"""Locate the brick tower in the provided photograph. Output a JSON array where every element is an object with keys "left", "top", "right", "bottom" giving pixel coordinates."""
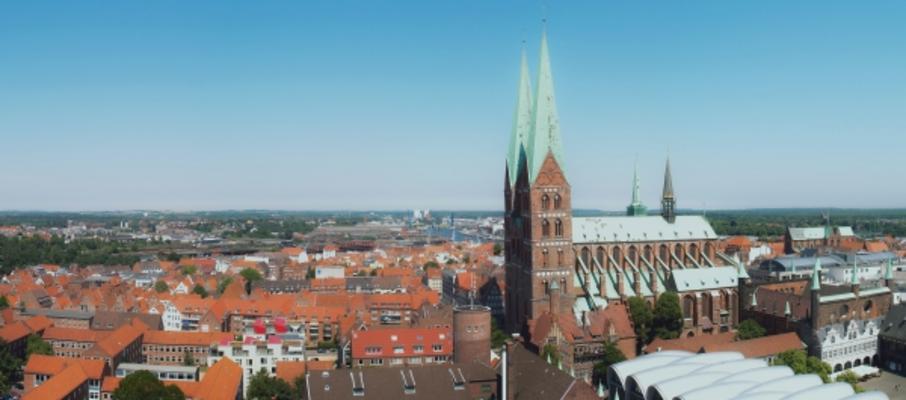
[{"left": 505, "top": 31, "right": 574, "bottom": 334}]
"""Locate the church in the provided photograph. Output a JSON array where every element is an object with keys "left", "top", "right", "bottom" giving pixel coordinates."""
[{"left": 503, "top": 31, "right": 743, "bottom": 382}]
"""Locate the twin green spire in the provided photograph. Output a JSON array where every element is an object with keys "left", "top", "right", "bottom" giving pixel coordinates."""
[
  {"left": 506, "top": 49, "right": 534, "bottom": 187},
  {"left": 626, "top": 159, "right": 647, "bottom": 216},
  {"left": 506, "top": 30, "right": 564, "bottom": 186}
]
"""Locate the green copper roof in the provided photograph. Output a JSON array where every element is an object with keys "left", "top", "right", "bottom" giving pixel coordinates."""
[
  {"left": 506, "top": 49, "right": 533, "bottom": 187},
  {"left": 736, "top": 255, "right": 750, "bottom": 279},
  {"left": 627, "top": 160, "right": 647, "bottom": 216},
  {"left": 886, "top": 259, "right": 894, "bottom": 280},
  {"left": 527, "top": 30, "right": 564, "bottom": 184},
  {"left": 811, "top": 258, "right": 822, "bottom": 291}
]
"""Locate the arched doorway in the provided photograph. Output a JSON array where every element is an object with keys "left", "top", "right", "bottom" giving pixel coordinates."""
[
  {"left": 854, "top": 359, "right": 862, "bottom": 367},
  {"left": 701, "top": 293, "right": 713, "bottom": 322},
  {"left": 834, "top": 364, "right": 843, "bottom": 373},
  {"left": 845, "top": 361, "right": 852, "bottom": 369},
  {"left": 683, "top": 295, "right": 697, "bottom": 323},
  {"left": 863, "top": 356, "right": 871, "bottom": 366}
]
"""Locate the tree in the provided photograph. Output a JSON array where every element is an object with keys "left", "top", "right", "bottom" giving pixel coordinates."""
[
  {"left": 247, "top": 369, "right": 294, "bottom": 400},
  {"left": 423, "top": 261, "right": 439, "bottom": 270},
  {"left": 541, "top": 343, "right": 560, "bottom": 365},
  {"left": 772, "top": 350, "right": 832, "bottom": 383},
  {"left": 835, "top": 370, "right": 865, "bottom": 393},
  {"left": 240, "top": 268, "right": 263, "bottom": 283},
  {"left": 26, "top": 334, "right": 53, "bottom": 357},
  {"left": 305, "top": 267, "right": 316, "bottom": 279},
  {"left": 292, "top": 374, "right": 307, "bottom": 398},
  {"left": 192, "top": 284, "right": 208, "bottom": 298},
  {"left": 182, "top": 350, "right": 195, "bottom": 366},
  {"left": 493, "top": 243, "right": 502, "bottom": 256},
  {"left": 181, "top": 265, "right": 197, "bottom": 276},
  {"left": 0, "top": 340, "right": 22, "bottom": 394},
  {"left": 490, "top": 319, "right": 508, "bottom": 349},
  {"left": 0, "top": 296, "right": 9, "bottom": 310},
  {"left": 111, "top": 370, "right": 185, "bottom": 400},
  {"left": 652, "top": 292, "right": 683, "bottom": 340},
  {"left": 736, "top": 319, "right": 766, "bottom": 341},
  {"left": 217, "top": 276, "right": 234, "bottom": 294},
  {"left": 154, "top": 280, "right": 169, "bottom": 293},
  {"left": 627, "top": 296, "right": 653, "bottom": 348},
  {"left": 592, "top": 341, "right": 627, "bottom": 385}
]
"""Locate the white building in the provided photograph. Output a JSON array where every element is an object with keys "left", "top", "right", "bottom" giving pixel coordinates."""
[
  {"left": 158, "top": 300, "right": 182, "bottom": 332},
  {"left": 315, "top": 265, "right": 345, "bottom": 279},
  {"left": 818, "top": 317, "right": 883, "bottom": 374},
  {"left": 208, "top": 336, "right": 306, "bottom": 397},
  {"left": 215, "top": 259, "right": 231, "bottom": 274}
]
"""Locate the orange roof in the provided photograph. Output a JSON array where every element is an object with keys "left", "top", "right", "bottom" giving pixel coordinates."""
[
  {"left": 93, "top": 324, "right": 142, "bottom": 357},
  {"left": 22, "top": 360, "right": 88, "bottom": 400},
  {"left": 275, "top": 361, "right": 306, "bottom": 383},
  {"left": 647, "top": 332, "right": 736, "bottom": 354},
  {"left": 43, "top": 326, "right": 107, "bottom": 343},
  {"left": 281, "top": 247, "right": 303, "bottom": 256},
  {"left": 306, "top": 360, "right": 335, "bottom": 371},
  {"left": 702, "top": 332, "right": 804, "bottom": 358},
  {"left": 194, "top": 357, "right": 242, "bottom": 400},
  {"left": 101, "top": 376, "right": 121, "bottom": 392},
  {"left": 24, "top": 354, "right": 68, "bottom": 376},
  {"left": 0, "top": 321, "right": 31, "bottom": 343},
  {"left": 865, "top": 241, "right": 889, "bottom": 253},
  {"left": 143, "top": 330, "right": 232, "bottom": 346},
  {"left": 350, "top": 326, "right": 452, "bottom": 359},
  {"left": 725, "top": 236, "right": 752, "bottom": 248}
]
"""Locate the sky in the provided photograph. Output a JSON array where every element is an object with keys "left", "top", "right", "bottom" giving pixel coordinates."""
[{"left": 1, "top": 1, "right": 904, "bottom": 211}]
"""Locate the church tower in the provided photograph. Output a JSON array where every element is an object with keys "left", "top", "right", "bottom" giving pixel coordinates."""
[
  {"left": 505, "top": 30, "right": 574, "bottom": 334},
  {"left": 661, "top": 157, "right": 676, "bottom": 223}
]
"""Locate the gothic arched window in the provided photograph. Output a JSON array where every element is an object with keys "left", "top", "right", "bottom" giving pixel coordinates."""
[
  {"left": 553, "top": 194, "right": 562, "bottom": 209},
  {"left": 542, "top": 219, "right": 550, "bottom": 238},
  {"left": 555, "top": 219, "right": 563, "bottom": 237},
  {"left": 542, "top": 249, "right": 549, "bottom": 267},
  {"left": 541, "top": 194, "right": 550, "bottom": 210},
  {"left": 557, "top": 248, "right": 564, "bottom": 266},
  {"left": 596, "top": 247, "right": 606, "bottom": 268}
]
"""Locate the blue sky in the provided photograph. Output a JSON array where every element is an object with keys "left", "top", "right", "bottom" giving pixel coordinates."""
[{"left": 1, "top": 1, "right": 904, "bottom": 211}]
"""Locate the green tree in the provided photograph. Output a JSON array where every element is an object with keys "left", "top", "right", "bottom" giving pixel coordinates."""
[
  {"left": 772, "top": 350, "right": 832, "bottom": 383},
  {"left": 192, "top": 284, "right": 208, "bottom": 298},
  {"left": 26, "top": 334, "right": 53, "bottom": 357},
  {"left": 182, "top": 350, "right": 195, "bottom": 366},
  {"left": 490, "top": 319, "right": 508, "bottom": 349},
  {"left": 217, "top": 276, "right": 234, "bottom": 294},
  {"left": 0, "top": 296, "right": 9, "bottom": 310},
  {"left": 493, "top": 243, "right": 502, "bottom": 256},
  {"left": 181, "top": 265, "right": 197, "bottom": 276},
  {"left": 423, "top": 261, "right": 439, "bottom": 270},
  {"left": 111, "top": 370, "right": 185, "bottom": 400},
  {"left": 652, "top": 292, "right": 683, "bottom": 340},
  {"left": 240, "top": 268, "right": 263, "bottom": 283},
  {"left": 292, "top": 374, "right": 307, "bottom": 398},
  {"left": 0, "top": 340, "right": 22, "bottom": 394},
  {"left": 835, "top": 370, "right": 865, "bottom": 393},
  {"left": 627, "top": 296, "right": 653, "bottom": 349},
  {"left": 735, "top": 319, "right": 766, "bottom": 341},
  {"left": 305, "top": 267, "right": 316, "bottom": 279},
  {"left": 592, "top": 341, "right": 627, "bottom": 386},
  {"left": 154, "top": 280, "right": 169, "bottom": 293},
  {"left": 540, "top": 343, "right": 561, "bottom": 365},
  {"left": 247, "top": 369, "right": 294, "bottom": 400}
]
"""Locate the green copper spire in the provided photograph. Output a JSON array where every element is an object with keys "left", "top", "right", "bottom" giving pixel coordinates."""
[
  {"left": 811, "top": 258, "right": 822, "bottom": 291},
  {"left": 507, "top": 48, "right": 533, "bottom": 187},
  {"left": 527, "top": 29, "right": 564, "bottom": 184},
  {"left": 546, "top": 352, "right": 552, "bottom": 364},
  {"left": 597, "top": 382, "right": 605, "bottom": 398},
  {"left": 626, "top": 158, "right": 647, "bottom": 216},
  {"left": 784, "top": 300, "right": 791, "bottom": 316},
  {"left": 736, "top": 254, "right": 750, "bottom": 280},
  {"left": 557, "top": 358, "right": 563, "bottom": 371},
  {"left": 886, "top": 258, "right": 894, "bottom": 280}
]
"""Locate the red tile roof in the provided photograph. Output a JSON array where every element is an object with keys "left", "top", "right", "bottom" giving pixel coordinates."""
[
  {"left": 350, "top": 326, "right": 452, "bottom": 359},
  {"left": 43, "top": 326, "right": 107, "bottom": 343},
  {"left": 702, "top": 332, "right": 804, "bottom": 358},
  {"left": 143, "top": 330, "right": 232, "bottom": 346},
  {"left": 193, "top": 357, "right": 242, "bottom": 400},
  {"left": 0, "top": 321, "right": 31, "bottom": 343},
  {"left": 22, "top": 361, "right": 88, "bottom": 400}
]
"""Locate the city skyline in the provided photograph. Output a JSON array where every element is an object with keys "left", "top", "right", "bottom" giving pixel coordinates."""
[{"left": 2, "top": 1, "right": 905, "bottom": 211}]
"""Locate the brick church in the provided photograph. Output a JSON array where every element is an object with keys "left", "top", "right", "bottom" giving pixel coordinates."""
[{"left": 503, "top": 31, "right": 743, "bottom": 382}]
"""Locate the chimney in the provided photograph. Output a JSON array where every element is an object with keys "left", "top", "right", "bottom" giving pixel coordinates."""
[{"left": 503, "top": 340, "right": 515, "bottom": 400}]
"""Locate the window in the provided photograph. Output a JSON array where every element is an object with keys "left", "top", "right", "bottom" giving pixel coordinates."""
[
  {"left": 553, "top": 194, "right": 562, "bottom": 209},
  {"left": 541, "top": 195, "right": 550, "bottom": 210},
  {"left": 542, "top": 250, "right": 549, "bottom": 267},
  {"left": 542, "top": 220, "right": 550, "bottom": 237},
  {"left": 413, "top": 345, "right": 424, "bottom": 353},
  {"left": 432, "top": 344, "right": 443, "bottom": 352},
  {"left": 554, "top": 219, "right": 563, "bottom": 237},
  {"left": 393, "top": 346, "right": 404, "bottom": 354}
]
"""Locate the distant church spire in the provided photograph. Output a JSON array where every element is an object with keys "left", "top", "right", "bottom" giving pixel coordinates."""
[
  {"left": 506, "top": 46, "right": 533, "bottom": 188},
  {"left": 661, "top": 157, "right": 676, "bottom": 223},
  {"left": 526, "top": 28, "right": 564, "bottom": 184},
  {"left": 626, "top": 158, "right": 647, "bottom": 216}
]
